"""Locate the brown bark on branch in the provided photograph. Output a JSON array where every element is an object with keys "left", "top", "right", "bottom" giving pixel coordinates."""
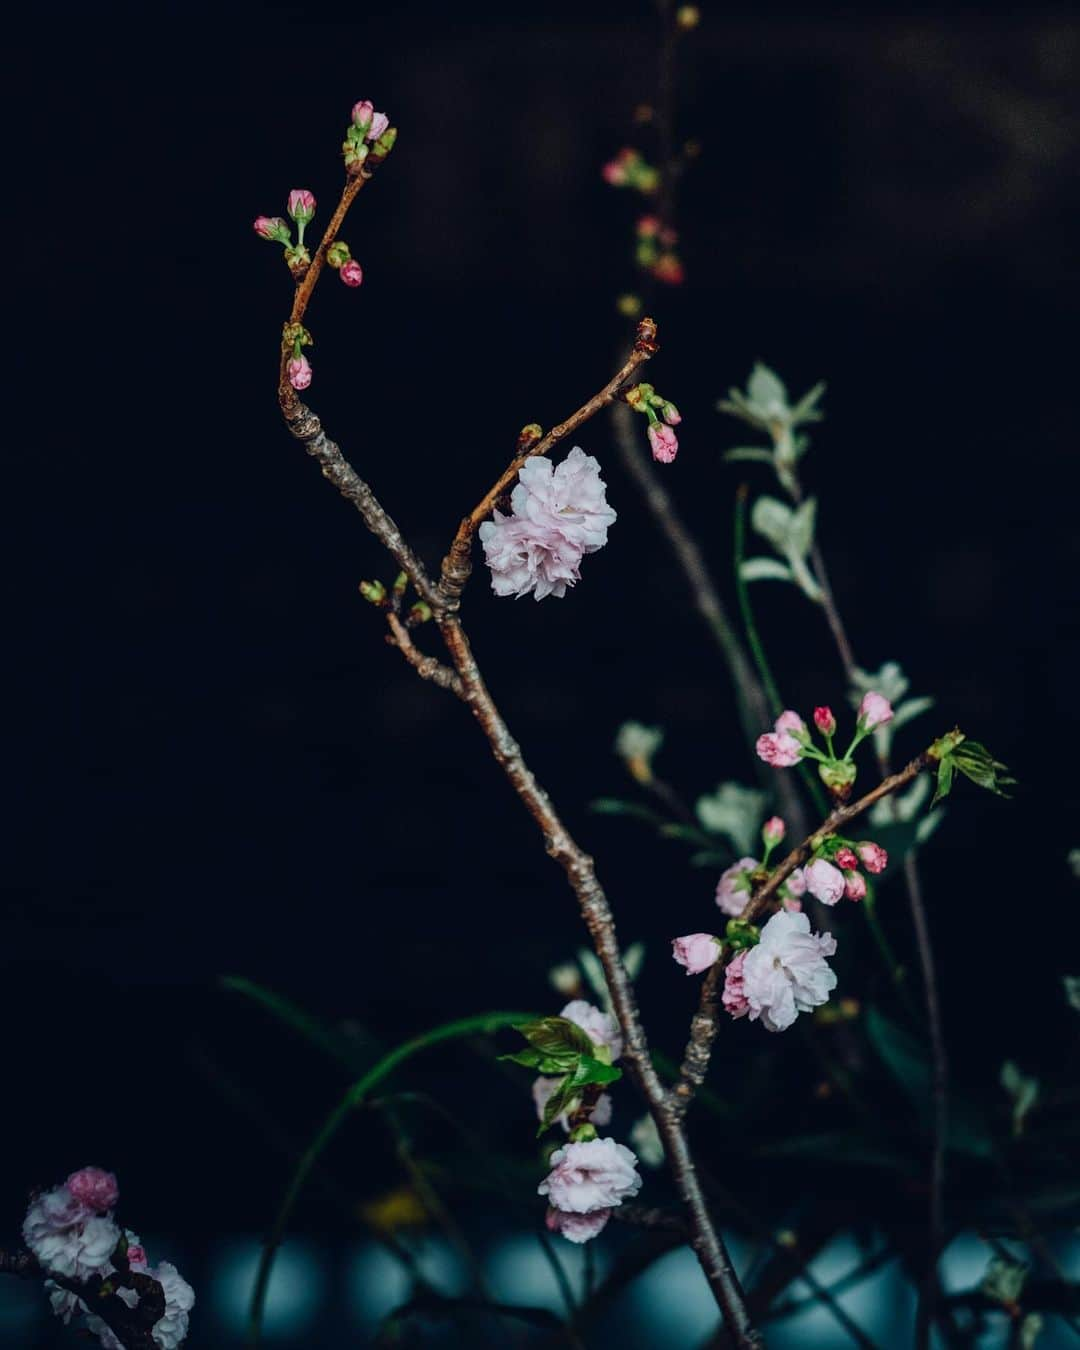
[{"left": 670, "top": 749, "right": 933, "bottom": 1118}]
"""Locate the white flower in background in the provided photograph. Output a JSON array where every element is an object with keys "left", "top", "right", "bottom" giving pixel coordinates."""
[
  {"left": 560, "top": 999, "right": 624, "bottom": 1062},
  {"left": 23, "top": 1187, "right": 119, "bottom": 1280},
  {"left": 148, "top": 1261, "right": 195, "bottom": 1350},
  {"left": 740, "top": 910, "right": 838, "bottom": 1032},
  {"left": 538, "top": 1137, "right": 642, "bottom": 1213},
  {"left": 695, "top": 781, "right": 768, "bottom": 856}
]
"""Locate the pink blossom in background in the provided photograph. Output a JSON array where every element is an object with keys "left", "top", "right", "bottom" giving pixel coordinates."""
[
  {"left": 834, "top": 847, "right": 859, "bottom": 871},
  {"left": 715, "top": 856, "right": 758, "bottom": 916},
  {"left": 560, "top": 998, "right": 624, "bottom": 1061},
  {"left": 756, "top": 731, "right": 802, "bottom": 767},
  {"left": 775, "top": 710, "right": 806, "bottom": 736},
  {"left": 286, "top": 188, "right": 316, "bottom": 221},
  {"left": 339, "top": 259, "right": 364, "bottom": 287},
  {"left": 672, "top": 933, "right": 720, "bottom": 974},
  {"left": 287, "top": 355, "right": 312, "bottom": 390},
  {"left": 545, "top": 1206, "right": 612, "bottom": 1243},
  {"left": 740, "top": 910, "right": 838, "bottom": 1032},
  {"left": 647, "top": 422, "right": 678, "bottom": 463},
  {"left": 804, "top": 858, "right": 845, "bottom": 905},
  {"left": 532, "top": 1075, "right": 613, "bottom": 1132},
  {"left": 813, "top": 705, "right": 836, "bottom": 736},
  {"left": 66, "top": 1168, "right": 119, "bottom": 1214},
  {"left": 844, "top": 870, "right": 867, "bottom": 901},
  {"left": 367, "top": 110, "right": 390, "bottom": 141},
  {"left": 858, "top": 691, "right": 894, "bottom": 729},
  {"left": 785, "top": 867, "right": 807, "bottom": 897},
  {"left": 857, "top": 841, "right": 889, "bottom": 873},
  {"left": 479, "top": 446, "right": 616, "bottom": 600},
  {"left": 722, "top": 950, "right": 750, "bottom": 1017},
  {"left": 538, "top": 1137, "right": 642, "bottom": 1213},
  {"left": 763, "top": 816, "right": 786, "bottom": 844}
]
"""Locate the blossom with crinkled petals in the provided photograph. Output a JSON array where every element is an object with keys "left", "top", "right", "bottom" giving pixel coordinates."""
[
  {"left": 148, "top": 1261, "right": 195, "bottom": 1350},
  {"left": 545, "top": 1206, "right": 611, "bottom": 1243},
  {"left": 532, "top": 1076, "right": 612, "bottom": 1133},
  {"left": 804, "top": 858, "right": 845, "bottom": 905},
  {"left": 834, "top": 847, "right": 859, "bottom": 871},
  {"left": 672, "top": 933, "right": 720, "bottom": 975},
  {"left": 66, "top": 1168, "right": 119, "bottom": 1214},
  {"left": 858, "top": 691, "right": 894, "bottom": 730},
  {"left": 538, "top": 1137, "right": 641, "bottom": 1213},
  {"left": 775, "top": 710, "right": 805, "bottom": 736},
  {"left": 479, "top": 447, "right": 616, "bottom": 600},
  {"left": 857, "top": 841, "right": 888, "bottom": 874},
  {"left": 756, "top": 712, "right": 804, "bottom": 767},
  {"left": 722, "top": 950, "right": 750, "bottom": 1017},
  {"left": 715, "top": 857, "right": 758, "bottom": 916},
  {"left": 287, "top": 355, "right": 312, "bottom": 390},
  {"left": 740, "top": 910, "right": 838, "bottom": 1032},
  {"left": 560, "top": 999, "right": 623, "bottom": 1061},
  {"left": 339, "top": 259, "right": 363, "bottom": 287},
  {"left": 648, "top": 422, "right": 678, "bottom": 463},
  {"left": 844, "top": 870, "right": 867, "bottom": 901},
  {"left": 24, "top": 1186, "right": 119, "bottom": 1280}
]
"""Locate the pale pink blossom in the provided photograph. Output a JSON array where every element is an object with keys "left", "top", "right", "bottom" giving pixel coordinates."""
[
  {"left": 148, "top": 1260, "right": 195, "bottom": 1349},
  {"left": 857, "top": 841, "right": 889, "bottom": 874},
  {"left": 538, "top": 1137, "right": 641, "bottom": 1213},
  {"left": 740, "top": 909, "right": 838, "bottom": 1032},
  {"left": 545, "top": 1205, "right": 611, "bottom": 1243},
  {"left": 648, "top": 422, "right": 678, "bottom": 463},
  {"left": 286, "top": 188, "right": 316, "bottom": 221},
  {"left": 813, "top": 706, "right": 836, "bottom": 736},
  {"left": 672, "top": 933, "right": 720, "bottom": 975},
  {"left": 763, "top": 816, "right": 786, "bottom": 844},
  {"left": 560, "top": 999, "right": 623, "bottom": 1061},
  {"left": 367, "top": 110, "right": 390, "bottom": 141},
  {"left": 66, "top": 1168, "right": 118, "bottom": 1214},
  {"left": 352, "top": 99, "right": 374, "bottom": 127},
  {"left": 834, "top": 847, "right": 859, "bottom": 871},
  {"left": 775, "top": 710, "right": 806, "bottom": 736},
  {"left": 715, "top": 856, "right": 758, "bottom": 916},
  {"left": 755, "top": 731, "right": 802, "bottom": 767},
  {"left": 287, "top": 355, "right": 312, "bottom": 390},
  {"left": 804, "top": 858, "right": 845, "bottom": 905},
  {"left": 858, "top": 691, "right": 894, "bottom": 729},
  {"left": 722, "top": 950, "right": 750, "bottom": 1017},
  {"left": 532, "top": 1076, "right": 613, "bottom": 1132},
  {"left": 844, "top": 870, "right": 867, "bottom": 901},
  {"left": 479, "top": 447, "right": 616, "bottom": 600},
  {"left": 339, "top": 259, "right": 364, "bottom": 287},
  {"left": 24, "top": 1185, "right": 120, "bottom": 1279}
]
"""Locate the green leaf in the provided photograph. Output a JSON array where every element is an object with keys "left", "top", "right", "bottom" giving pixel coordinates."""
[
  {"left": 576, "top": 1056, "right": 622, "bottom": 1088},
  {"left": 512, "top": 1016, "right": 595, "bottom": 1061},
  {"left": 723, "top": 446, "right": 775, "bottom": 465},
  {"left": 788, "top": 497, "right": 817, "bottom": 559},
  {"left": 750, "top": 495, "right": 795, "bottom": 554},
  {"left": 1001, "top": 1060, "right": 1039, "bottom": 1137},
  {"left": 952, "top": 740, "right": 1016, "bottom": 797},
  {"left": 658, "top": 822, "right": 719, "bottom": 846},
  {"left": 930, "top": 755, "right": 955, "bottom": 807},
  {"left": 747, "top": 363, "right": 789, "bottom": 414},
  {"left": 865, "top": 1006, "right": 930, "bottom": 1108},
  {"left": 499, "top": 1048, "right": 580, "bottom": 1074},
  {"left": 740, "top": 557, "right": 794, "bottom": 583},
  {"left": 695, "top": 781, "right": 768, "bottom": 855},
  {"left": 789, "top": 380, "right": 827, "bottom": 426}
]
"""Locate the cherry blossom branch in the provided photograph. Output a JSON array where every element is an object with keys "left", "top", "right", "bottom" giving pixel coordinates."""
[
  {"left": 437, "top": 323, "right": 659, "bottom": 604},
  {"left": 669, "top": 748, "right": 934, "bottom": 1118},
  {"left": 0, "top": 1248, "right": 166, "bottom": 1350},
  {"left": 384, "top": 611, "right": 464, "bottom": 695}
]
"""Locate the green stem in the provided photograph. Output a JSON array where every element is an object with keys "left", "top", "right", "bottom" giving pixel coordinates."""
[{"left": 247, "top": 1010, "right": 535, "bottom": 1347}]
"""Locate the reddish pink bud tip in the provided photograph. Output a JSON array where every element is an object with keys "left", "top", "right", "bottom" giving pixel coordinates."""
[
  {"left": 65, "top": 1167, "right": 119, "bottom": 1214},
  {"left": 813, "top": 705, "right": 836, "bottom": 736},
  {"left": 287, "top": 188, "right": 316, "bottom": 222},
  {"left": 857, "top": 842, "right": 888, "bottom": 874},
  {"left": 834, "top": 846, "right": 859, "bottom": 871},
  {"left": 763, "top": 815, "right": 786, "bottom": 844},
  {"left": 339, "top": 259, "right": 364, "bottom": 287}
]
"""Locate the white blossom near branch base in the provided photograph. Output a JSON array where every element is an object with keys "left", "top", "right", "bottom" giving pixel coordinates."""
[{"left": 739, "top": 910, "right": 838, "bottom": 1032}]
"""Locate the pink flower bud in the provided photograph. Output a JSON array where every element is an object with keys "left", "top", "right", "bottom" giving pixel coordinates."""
[
  {"left": 367, "top": 110, "right": 390, "bottom": 141},
  {"left": 351, "top": 99, "right": 374, "bottom": 128},
  {"left": 775, "top": 710, "right": 806, "bottom": 736},
  {"left": 287, "top": 189, "right": 316, "bottom": 223},
  {"left": 661, "top": 402, "right": 681, "bottom": 426},
  {"left": 672, "top": 933, "right": 720, "bottom": 975},
  {"left": 857, "top": 841, "right": 888, "bottom": 874},
  {"left": 813, "top": 706, "right": 836, "bottom": 736},
  {"left": 844, "top": 870, "right": 867, "bottom": 901},
  {"left": 648, "top": 422, "right": 678, "bottom": 464},
  {"left": 858, "top": 691, "right": 894, "bottom": 730},
  {"left": 804, "top": 858, "right": 845, "bottom": 905},
  {"left": 722, "top": 950, "right": 750, "bottom": 1018},
  {"left": 834, "top": 846, "right": 859, "bottom": 871},
  {"left": 755, "top": 731, "right": 802, "bottom": 768},
  {"left": 287, "top": 355, "right": 312, "bottom": 390},
  {"left": 253, "top": 215, "right": 290, "bottom": 243},
  {"left": 339, "top": 259, "right": 364, "bottom": 287},
  {"left": 126, "top": 1244, "right": 147, "bottom": 1269},
  {"left": 65, "top": 1168, "right": 119, "bottom": 1214},
  {"left": 762, "top": 816, "right": 786, "bottom": 845}
]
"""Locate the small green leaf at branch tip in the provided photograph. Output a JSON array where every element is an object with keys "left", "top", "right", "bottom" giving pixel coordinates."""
[
  {"left": 928, "top": 732, "right": 1015, "bottom": 806},
  {"left": 392, "top": 571, "right": 408, "bottom": 597},
  {"left": 359, "top": 579, "right": 387, "bottom": 605},
  {"left": 408, "top": 601, "right": 432, "bottom": 625}
]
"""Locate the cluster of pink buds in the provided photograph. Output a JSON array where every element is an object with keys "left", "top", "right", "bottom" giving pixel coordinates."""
[
  {"left": 325, "top": 240, "right": 364, "bottom": 287},
  {"left": 253, "top": 188, "right": 317, "bottom": 278},
  {"left": 635, "top": 216, "right": 685, "bottom": 285},
  {"left": 601, "top": 147, "right": 660, "bottom": 193},
  {"left": 756, "top": 693, "right": 895, "bottom": 800},
  {"left": 282, "top": 321, "right": 314, "bottom": 391},
  {"left": 625, "top": 382, "right": 681, "bottom": 463},
  {"left": 802, "top": 837, "right": 888, "bottom": 905},
  {"left": 21, "top": 1167, "right": 194, "bottom": 1348},
  {"left": 343, "top": 99, "right": 396, "bottom": 175}
]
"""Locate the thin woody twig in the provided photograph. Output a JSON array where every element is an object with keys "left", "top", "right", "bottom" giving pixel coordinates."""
[
  {"left": 669, "top": 748, "right": 934, "bottom": 1118},
  {"left": 438, "top": 322, "right": 659, "bottom": 604},
  {"left": 385, "top": 612, "right": 464, "bottom": 696}
]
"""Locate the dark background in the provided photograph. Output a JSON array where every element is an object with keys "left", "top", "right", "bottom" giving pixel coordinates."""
[{"left": 4, "top": 1, "right": 1079, "bottom": 1343}]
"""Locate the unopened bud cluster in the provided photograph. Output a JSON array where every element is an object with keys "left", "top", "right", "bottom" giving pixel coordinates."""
[
  {"left": 343, "top": 99, "right": 396, "bottom": 175},
  {"left": 635, "top": 215, "right": 685, "bottom": 286},
  {"left": 755, "top": 694, "right": 895, "bottom": 800},
  {"left": 602, "top": 147, "right": 660, "bottom": 193},
  {"left": 625, "top": 382, "right": 681, "bottom": 464}
]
